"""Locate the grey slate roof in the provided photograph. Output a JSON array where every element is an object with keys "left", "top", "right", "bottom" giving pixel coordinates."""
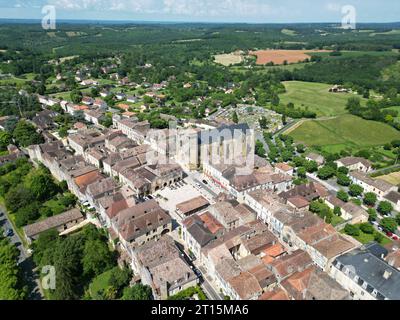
[{"left": 335, "top": 248, "right": 400, "bottom": 300}]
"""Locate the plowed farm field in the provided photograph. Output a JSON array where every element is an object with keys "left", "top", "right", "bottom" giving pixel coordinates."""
[{"left": 250, "top": 50, "right": 330, "bottom": 65}]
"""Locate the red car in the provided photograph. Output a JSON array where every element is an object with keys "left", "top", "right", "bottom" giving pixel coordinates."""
[
  {"left": 386, "top": 231, "right": 393, "bottom": 237},
  {"left": 392, "top": 235, "right": 400, "bottom": 241}
]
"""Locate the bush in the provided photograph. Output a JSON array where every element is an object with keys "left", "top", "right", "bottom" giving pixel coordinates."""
[
  {"left": 344, "top": 224, "right": 360, "bottom": 237},
  {"left": 337, "top": 173, "right": 351, "bottom": 186},
  {"left": 337, "top": 190, "right": 349, "bottom": 202},
  {"left": 378, "top": 201, "right": 393, "bottom": 215},
  {"left": 349, "top": 184, "right": 364, "bottom": 197},
  {"left": 359, "top": 223, "right": 375, "bottom": 234},
  {"left": 363, "top": 193, "right": 377, "bottom": 207}
]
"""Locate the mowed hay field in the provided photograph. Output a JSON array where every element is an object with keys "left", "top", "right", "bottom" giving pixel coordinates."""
[
  {"left": 280, "top": 81, "right": 366, "bottom": 117},
  {"left": 249, "top": 50, "right": 330, "bottom": 65},
  {"left": 377, "top": 172, "right": 400, "bottom": 185},
  {"left": 288, "top": 115, "right": 400, "bottom": 152},
  {"left": 214, "top": 52, "right": 244, "bottom": 66}
]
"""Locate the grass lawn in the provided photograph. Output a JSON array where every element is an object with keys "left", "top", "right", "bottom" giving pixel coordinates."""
[
  {"left": 43, "top": 198, "right": 67, "bottom": 215},
  {"left": 279, "top": 81, "right": 366, "bottom": 117},
  {"left": 341, "top": 227, "right": 392, "bottom": 246},
  {"left": 89, "top": 268, "right": 114, "bottom": 299},
  {"left": 289, "top": 114, "right": 400, "bottom": 153},
  {"left": 331, "top": 215, "right": 345, "bottom": 227},
  {"left": 354, "top": 231, "right": 392, "bottom": 246}
]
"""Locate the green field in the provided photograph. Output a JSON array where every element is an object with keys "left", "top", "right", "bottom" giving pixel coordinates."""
[
  {"left": 279, "top": 81, "right": 365, "bottom": 117},
  {"left": 89, "top": 268, "right": 114, "bottom": 299},
  {"left": 288, "top": 114, "right": 400, "bottom": 153}
]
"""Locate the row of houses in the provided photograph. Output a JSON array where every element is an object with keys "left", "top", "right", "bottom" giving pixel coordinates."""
[{"left": 203, "top": 162, "right": 293, "bottom": 203}]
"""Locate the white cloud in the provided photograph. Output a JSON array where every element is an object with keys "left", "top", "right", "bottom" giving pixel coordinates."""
[
  {"left": 46, "top": 0, "right": 281, "bottom": 18},
  {"left": 163, "top": 0, "right": 280, "bottom": 18}
]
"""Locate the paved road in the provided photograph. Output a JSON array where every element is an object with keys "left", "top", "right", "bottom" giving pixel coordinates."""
[
  {"left": 197, "top": 266, "right": 223, "bottom": 301},
  {"left": 0, "top": 207, "right": 43, "bottom": 300},
  {"left": 306, "top": 173, "right": 340, "bottom": 193}
]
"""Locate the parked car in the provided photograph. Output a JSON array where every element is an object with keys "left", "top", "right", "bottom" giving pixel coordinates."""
[
  {"left": 392, "top": 235, "right": 400, "bottom": 241},
  {"left": 202, "top": 180, "right": 208, "bottom": 185},
  {"left": 4, "top": 229, "right": 13, "bottom": 237},
  {"left": 147, "top": 195, "right": 154, "bottom": 200},
  {"left": 386, "top": 231, "right": 393, "bottom": 238}
]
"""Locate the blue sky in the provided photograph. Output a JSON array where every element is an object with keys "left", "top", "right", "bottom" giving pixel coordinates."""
[{"left": 0, "top": 0, "right": 399, "bottom": 23}]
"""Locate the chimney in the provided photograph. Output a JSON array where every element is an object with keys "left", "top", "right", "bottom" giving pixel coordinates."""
[{"left": 383, "top": 270, "right": 392, "bottom": 280}]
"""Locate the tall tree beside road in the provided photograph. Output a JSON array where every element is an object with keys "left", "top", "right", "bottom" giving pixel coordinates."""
[{"left": 0, "top": 231, "right": 26, "bottom": 300}]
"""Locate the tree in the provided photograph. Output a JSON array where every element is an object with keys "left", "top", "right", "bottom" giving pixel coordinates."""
[
  {"left": 108, "top": 267, "right": 132, "bottom": 295},
  {"left": 337, "top": 166, "right": 349, "bottom": 175},
  {"left": 349, "top": 184, "right": 364, "bottom": 197},
  {"left": 15, "top": 202, "right": 40, "bottom": 227},
  {"left": 377, "top": 201, "right": 393, "bottom": 216},
  {"left": 337, "top": 190, "right": 349, "bottom": 202},
  {"left": 359, "top": 223, "right": 374, "bottom": 234},
  {"left": 297, "top": 167, "right": 306, "bottom": 179},
  {"left": 380, "top": 218, "right": 398, "bottom": 233},
  {"left": 121, "top": 284, "right": 152, "bottom": 300},
  {"left": 58, "top": 126, "right": 69, "bottom": 138},
  {"left": 82, "top": 239, "right": 114, "bottom": 277},
  {"left": 363, "top": 193, "right": 377, "bottom": 207},
  {"left": 304, "top": 160, "right": 318, "bottom": 173},
  {"left": 255, "top": 140, "right": 266, "bottom": 158},
  {"left": 0, "top": 131, "right": 12, "bottom": 151},
  {"left": 70, "top": 90, "right": 83, "bottom": 104},
  {"left": 334, "top": 206, "right": 342, "bottom": 216},
  {"left": 368, "top": 208, "right": 378, "bottom": 222},
  {"left": 12, "top": 120, "right": 44, "bottom": 147},
  {"left": 374, "top": 232, "right": 384, "bottom": 243},
  {"left": 5, "top": 185, "right": 34, "bottom": 213},
  {"left": 317, "top": 166, "right": 336, "bottom": 180},
  {"left": 0, "top": 235, "right": 26, "bottom": 300},
  {"left": 296, "top": 144, "right": 306, "bottom": 153},
  {"left": 396, "top": 213, "right": 400, "bottom": 225},
  {"left": 232, "top": 111, "right": 238, "bottom": 124},
  {"left": 346, "top": 97, "right": 361, "bottom": 115},
  {"left": 24, "top": 169, "right": 58, "bottom": 202},
  {"left": 344, "top": 224, "right": 360, "bottom": 237},
  {"left": 337, "top": 173, "right": 351, "bottom": 186}
]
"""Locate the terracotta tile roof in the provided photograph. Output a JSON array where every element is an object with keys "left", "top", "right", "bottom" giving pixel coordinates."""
[
  {"left": 259, "top": 288, "right": 290, "bottom": 300},
  {"left": 269, "top": 250, "right": 313, "bottom": 280},
  {"left": 312, "top": 234, "right": 356, "bottom": 259},
  {"left": 263, "top": 243, "right": 286, "bottom": 258},
  {"left": 74, "top": 170, "right": 104, "bottom": 189},
  {"left": 281, "top": 266, "right": 349, "bottom": 300},
  {"left": 228, "top": 271, "right": 263, "bottom": 300},
  {"left": 275, "top": 163, "right": 293, "bottom": 172},
  {"left": 199, "top": 212, "right": 224, "bottom": 235},
  {"left": 288, "top": 196, "right": 310, "bottom": 209}
]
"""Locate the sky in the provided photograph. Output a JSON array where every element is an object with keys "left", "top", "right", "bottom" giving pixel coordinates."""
[{"left": 0, "top": 0, "right": 399, "bottom": 23}]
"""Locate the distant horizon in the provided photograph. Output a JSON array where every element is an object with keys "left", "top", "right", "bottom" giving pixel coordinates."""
[
  {"left": 0, "top": 18, "right": 400, "bottom": 26},
  {"left": 1, "top": 1, "right": 399, "bottom": 24}
]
